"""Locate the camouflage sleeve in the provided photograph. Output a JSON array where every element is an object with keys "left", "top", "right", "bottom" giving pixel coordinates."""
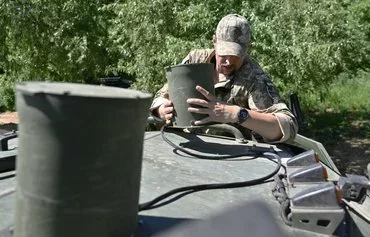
[
  {"left": 182, "top": 49, "right": 215, "bottom": 64},
  {"left": 248, "top": 73, "right": 298, "bottom": 143},
  {"left": 149, "top": 83, "right": 169, "bottom": 117}
]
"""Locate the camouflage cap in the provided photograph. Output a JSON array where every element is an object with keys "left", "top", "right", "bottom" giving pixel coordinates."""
[{"left": 215, "top": 14, "right": 251, "bottom": 57}]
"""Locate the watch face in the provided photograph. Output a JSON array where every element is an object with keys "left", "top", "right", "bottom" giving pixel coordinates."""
[
  {"left": 240, "top": 110, "right": 248, "bottom": 119},
  {"left": 238, "top": 109, "right": 249, "bottom": 123}
]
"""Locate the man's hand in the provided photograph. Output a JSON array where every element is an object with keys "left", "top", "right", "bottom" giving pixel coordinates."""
[
  {"left": 157, "top": 99, "right": 175, "bottom": 124},
  {"left": 187, "top": 85, "right": 239, "bottom": 125}
]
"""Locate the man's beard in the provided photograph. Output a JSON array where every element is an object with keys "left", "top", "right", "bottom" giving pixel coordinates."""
[{"left": 220, "top": 66, "right": 237, "bottom": 77}]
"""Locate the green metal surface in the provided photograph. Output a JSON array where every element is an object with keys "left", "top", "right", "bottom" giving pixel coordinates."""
[{"left": 1, "top": 129, "right": 369, "bottom": 236}]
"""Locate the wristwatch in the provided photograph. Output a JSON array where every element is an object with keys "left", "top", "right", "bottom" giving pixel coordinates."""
[{"left": 237, "top": 108, "right": 249, "bottom": 124}]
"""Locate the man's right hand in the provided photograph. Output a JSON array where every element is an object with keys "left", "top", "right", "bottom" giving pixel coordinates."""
[{"left": 157, "top": 100, "right": 175, "bottom": 124}]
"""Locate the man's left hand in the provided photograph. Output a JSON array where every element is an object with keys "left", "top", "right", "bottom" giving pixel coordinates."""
[{"left": 187, "top": 85, "right": 239, "bottom": 125}]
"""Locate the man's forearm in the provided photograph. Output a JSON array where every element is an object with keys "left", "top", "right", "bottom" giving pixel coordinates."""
[
  {"left": 227, "top": 105, "right": 283, "bottom": 142},
  {"left": 239, "top": 109, "right": 283, "bottom": 141}
]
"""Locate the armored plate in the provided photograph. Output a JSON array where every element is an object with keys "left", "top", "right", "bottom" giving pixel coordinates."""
[{"left": 1, "top": 130, "right": 369, "bottom": 236}]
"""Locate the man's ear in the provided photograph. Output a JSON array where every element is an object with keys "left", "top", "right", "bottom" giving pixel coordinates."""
[{"left": 212, "top": 35, "right": 217, "bottom": 46}]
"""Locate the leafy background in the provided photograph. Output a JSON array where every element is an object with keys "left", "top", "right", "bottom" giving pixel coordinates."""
[
  {"left": 0, "top": 0, "right": 369, "bottom": 174},
  {"left": 1, "top": 0, "right": 369, "bottom": 108}
]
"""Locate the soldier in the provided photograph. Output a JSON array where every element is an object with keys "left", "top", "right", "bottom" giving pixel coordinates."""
[{"left": 150, "top": 14, "right": 298, "bottom": 143}]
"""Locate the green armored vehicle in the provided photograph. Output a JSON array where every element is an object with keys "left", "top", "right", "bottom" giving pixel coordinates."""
[{"left": 0, "top": 81, "right": 369, "bottom": 237}]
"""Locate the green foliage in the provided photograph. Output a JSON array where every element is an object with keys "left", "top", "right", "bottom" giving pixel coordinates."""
[
  {"left": 105, "top": 0, "right": 370, "bottom": 98},
  {"left": 241, "top": 0, "right": 370, "bottom": 98},
  {"left": 321, "top": 70, "right": 370, "bottom": 111},
  {"left": 104, "top": 0, "right": 245, "bottom": 93},
  {"left": 0, "top": 0, "right": 370, "bottom": 112},
  {"left": 300, "top": 69, "right": 370, "bottom": 114},
  {"left": 0, "top": 75, "right": 15, "bottom": 111},
  {"left": 0, "top": 0, "right": 114, "bottom": 110}
]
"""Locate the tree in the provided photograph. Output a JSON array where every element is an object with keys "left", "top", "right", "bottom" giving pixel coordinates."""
[
  {"left": 106, "top": 0, "right": 370, "bottom": 99},
  {"left": 0, "top": 0, "right": 114, "bottom": 109},
  {"left": 1, "top": 0, "right": 369, "bottom": 111},
  {"left": 241, "top": 0, "right": 370, "bottom": 99},
  {"left": 104, "top": 0, "right": 222, "bottom": 94}
]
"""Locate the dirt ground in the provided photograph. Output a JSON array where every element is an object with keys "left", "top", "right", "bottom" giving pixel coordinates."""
[
  {"left": 0, "top": 112, "right": 18, "bottom": 124},
  {"left": 1, "top": 111, "right": 369, "bottom": 176},
  {"left": 329, "top": 138, "right": 370, "bottom": 175},
  {"left": 0, "top": 112, "right": 18, "bottom": 132}
]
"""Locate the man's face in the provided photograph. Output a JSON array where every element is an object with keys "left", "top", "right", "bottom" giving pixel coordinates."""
[{"left": 215, "top": 54, "right": 243, "bottom": 76}]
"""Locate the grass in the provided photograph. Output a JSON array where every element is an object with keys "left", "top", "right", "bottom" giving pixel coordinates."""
[
  {"left": 325, "top": 73, "right": 370, "bottom": 112},
  {"left": 301, "top": 71, "right": 370, "bottom": 136},
  {"left": 298, "top": 71, "right": 370, "bottom": 174}
]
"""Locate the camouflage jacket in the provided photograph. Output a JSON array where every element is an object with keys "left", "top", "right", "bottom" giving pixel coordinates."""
[{"left": 150, "top": 49, "right": 298, "bottom": 143}]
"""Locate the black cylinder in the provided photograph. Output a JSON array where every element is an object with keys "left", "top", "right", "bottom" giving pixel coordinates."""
[
  {"left": 165, "top": 63, "right": 215, "bottom": 127},
  {"left": 14, "top": 82, "right": 152, "bottom": 237}
]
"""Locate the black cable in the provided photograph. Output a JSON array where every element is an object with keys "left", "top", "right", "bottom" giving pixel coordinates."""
[
  {"left": 139, "top": 125, "right": 284, "bottom": 211},
  {"left": 141, "top": 190, "right": 197, "bottom": 210},
  {"left": 142, "top": 179, "right": 275, "bottom": 211},
  {"left": 139, "top": 150, "right": 282, "bottom": 211},
  {"left": 160, "top": 125, "right": 264, "bottom": 160},
  {"left": 0, "top": 173, "right": 15, "bottom": 180},
  {"left": 269, "top": 158, "right": 287, "bottom": 175}
]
